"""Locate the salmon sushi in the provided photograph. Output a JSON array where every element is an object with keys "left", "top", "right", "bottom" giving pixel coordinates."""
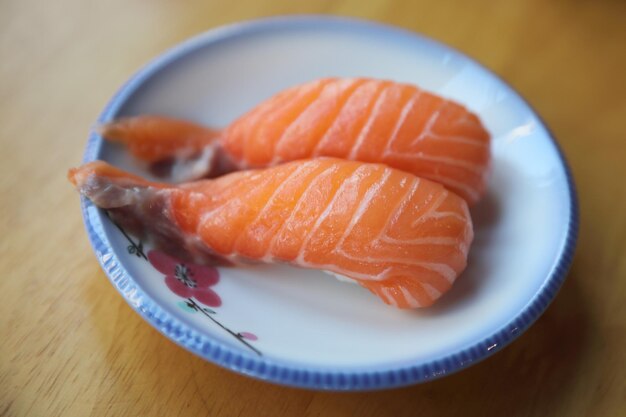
[
  {"left": 101, "top": 77, "right": 491, "bottom": 204},
  {"left": 69, "top": 158, "right": 473, "bottom": 308}
]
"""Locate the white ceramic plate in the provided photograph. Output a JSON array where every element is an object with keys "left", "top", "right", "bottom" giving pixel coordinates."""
[{"left": 80, "top": 16, "right": 578, "bottom": 390}]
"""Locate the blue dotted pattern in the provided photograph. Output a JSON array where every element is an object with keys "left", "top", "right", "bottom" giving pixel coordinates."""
[{"left": 78, "top": 16, "right": 579, "bottom": 391}]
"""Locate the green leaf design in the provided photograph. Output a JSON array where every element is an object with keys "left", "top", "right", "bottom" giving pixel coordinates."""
[{"left": 177, "top": 301, "right": 197, "bottom": 314}]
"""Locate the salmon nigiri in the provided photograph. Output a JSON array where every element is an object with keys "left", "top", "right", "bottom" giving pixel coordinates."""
[
  {"left": 100, "top": 78, "right": 491, "bottom": 204},
  {"left": 69, "top": 158, "right": 473, "bottom": 308}
]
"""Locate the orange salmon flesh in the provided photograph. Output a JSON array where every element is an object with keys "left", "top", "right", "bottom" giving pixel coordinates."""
[{"left": 69, "top": 158, "right": 473, "bottom": 309}]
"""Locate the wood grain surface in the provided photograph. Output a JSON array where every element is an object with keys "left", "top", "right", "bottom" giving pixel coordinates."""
[{"left": 1, "top": 0, "right": 625, "bottom": 416}]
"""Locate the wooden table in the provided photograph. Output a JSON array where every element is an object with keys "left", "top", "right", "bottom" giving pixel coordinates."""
[{"left": 1, "top": 0, "right": 624, "bottom": 415}]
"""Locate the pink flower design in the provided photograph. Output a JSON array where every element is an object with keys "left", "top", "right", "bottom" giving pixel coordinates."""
[
  {"left": 238, "top": 332, "right": 258, "bottom": 341},
  {"left": 148, "top": 250, "right": 221, "bottom": 307}
]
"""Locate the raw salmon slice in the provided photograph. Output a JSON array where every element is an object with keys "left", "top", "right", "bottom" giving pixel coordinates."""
[
  {"left": 101, "top": 78, "right": 491, "bottom": 204},
  {"left": 69, "top": 158, "right": 473, "bottom": 308}
]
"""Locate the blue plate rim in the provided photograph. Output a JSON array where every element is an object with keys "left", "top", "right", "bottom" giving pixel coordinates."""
[{"left": 78, "top": 15, "right": 579, "bottom": 391}]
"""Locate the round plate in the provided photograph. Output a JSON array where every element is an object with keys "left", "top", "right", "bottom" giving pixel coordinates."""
[{"left": 80, "top": 16, "right": 578, "bottom": 390}]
